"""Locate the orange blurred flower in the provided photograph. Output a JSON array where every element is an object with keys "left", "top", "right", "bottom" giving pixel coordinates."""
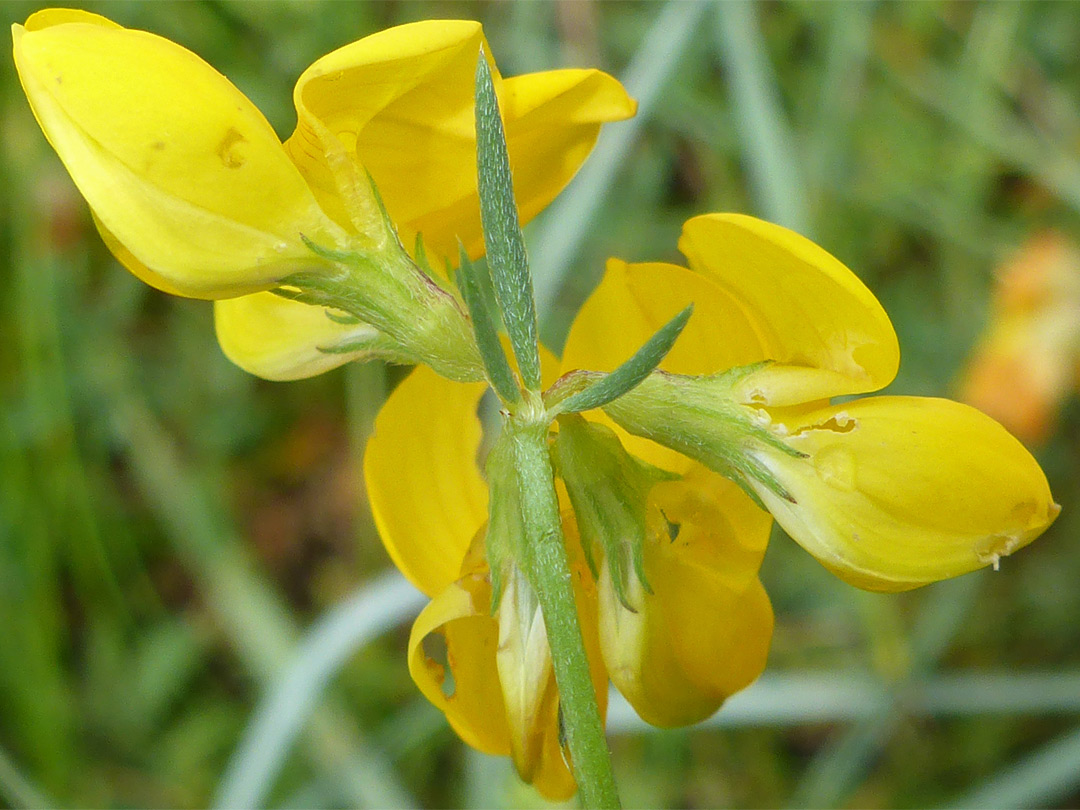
[{"left": 959, "top": 232, "right": 1080, "bottom": 444}]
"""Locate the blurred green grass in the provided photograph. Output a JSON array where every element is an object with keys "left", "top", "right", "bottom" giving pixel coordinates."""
[{"left": 2, "top": 2, "right": 1079, "bottom": 808}]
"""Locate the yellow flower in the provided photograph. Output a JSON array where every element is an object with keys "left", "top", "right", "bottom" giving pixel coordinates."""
[
  {"left": 217, "top": 20, "right": 634, "bottom": 382},
  {"left": 573, "top": 215, "right": 1059, "bottom": 589},
  {"left": 364, "top": 213, "right": 1058, "bottom": 797},
  {"left": 13, "top": 9, "right": 635, "bottom": 380}
]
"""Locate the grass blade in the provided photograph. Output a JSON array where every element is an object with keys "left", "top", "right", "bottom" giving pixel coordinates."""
[
  {"left": 0, "top": 743, "right": 53, "bottom": 810},
  {"left": 214, "top": 572, "right": 426, "bottom": 810},
  {"left": 946, "top": 724, "right": 1080, "bottom": 809},
  {"left": 714, "top": 0, "right": 810, "bottom": 234}
]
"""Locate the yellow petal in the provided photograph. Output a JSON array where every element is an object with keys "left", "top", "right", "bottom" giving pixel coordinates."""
[
  {"left": 14, "top": 12, "right": 341, "bottom": 298},
  {"left": 286, "top": 21, "right": 633, "bottom": 262},
  {"left": 752, "top": 396, "right": 1060, "bottom": 591},
  {"left": 653, "top": 466, "right": 773, "bottom": 589},
  {"left": 408, "top": 573, "right": 510, "bottom": 756},
  {"left": 560, "top": 258, "right": 769, "bottom": 472},
  {"left": 500, "top": 521, "right": 607, "bottom": 800},
  {"left": 562, "top": 259, "right": 771, "bottom": 375},
  {"left": 409, "top": 524, "right": 606, "bottom": 802},
  {"left": 287, "top": 20, "right": 488, "bottom": 243},
  {"left": 214, "top": 293, "right": 409, "bottom": 381},
  {"left": 364, "top": 365, "right": 487, "bottom": 596},
  {"left": 92, "top": 212, "right": 188, "bottom": 297},
  {"left": 679, "top": 214, "right": 900, "bottom": 405},
  {"left": 494, "top": 571, "right": 577, "bottom": 800},
  {"left": 24, "top": 9, "right": 121, "bottom": 31},
  {"left": 600, "top": 469, "right": 773, "bottom": 727},
  {"left": 537, "top": 344, "right": 563, "bottom": 391}
]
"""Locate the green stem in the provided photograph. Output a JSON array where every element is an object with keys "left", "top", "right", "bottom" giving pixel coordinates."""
[{"left": 511, "top": 421, "right": 621, "bottom": 810}]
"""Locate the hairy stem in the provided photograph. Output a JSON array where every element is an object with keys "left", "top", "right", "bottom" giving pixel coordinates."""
[{"left": 510, "top": 420, "right": 620, "bottom": 810}]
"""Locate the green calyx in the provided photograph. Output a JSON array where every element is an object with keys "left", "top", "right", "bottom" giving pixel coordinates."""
[
  {"left": 601, "top": 362, "right": 805, "bottom": 510},
  {"left": 551, "top": 414, "right": 676, "bottom": 612},
  {"left": 270, "top": 176, "right": 485, "bottom": 383}
]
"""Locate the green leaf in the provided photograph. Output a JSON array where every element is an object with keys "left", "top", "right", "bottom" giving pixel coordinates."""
[
  {"left": 556, "top": 304, "right": 693, "bottom": 414},
  {"left": 483, "top": 431, "right": 523, "bottom": 613},
  {"left": 456, "top": 244, "right": 521, "bottom": 405},
  {"left": 474, "top": 50, "right": 542, "bottom": 392}
]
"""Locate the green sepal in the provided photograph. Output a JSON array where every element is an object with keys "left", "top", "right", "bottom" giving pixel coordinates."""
[
  {"left": 601, "top": 362, "right": 806, "bottom": 508},
  {"left": 456, "top": 244, "right": 521, "bottom": 406},
  {"left": 324, "top": 309, "right": 364, "bottom": 325},
  {"left": 488, "top": 537, "right": 509, "bottom": 616},
  {"left": 315, "top": 330, "right": 409, "bottom": 360},
  {"left": 266, "top": 303, "right": 415, "bottom": 364},
  {"left": 363, "top": 167, "right": 402, "bottom": 248},
  {"left": 299, "top": 233, "right": 357, "bottom": 264},
  {"left": 474, "top": 49, "right": 542, "bottom": 393},
  {"left": 280, "top": 226, "right": 485, "bottom": 383},
  {"left": 551, "top": 414, "right": 676, "bottom": 612},
  {"left": 413, "top": 231, "right": 456, "bottom": 295},
  {"left": 413, "top": 232, "right": 434, "bottom": 276},
  {"left": 551, "top": 305, "right": 693, "bottom": 415}
]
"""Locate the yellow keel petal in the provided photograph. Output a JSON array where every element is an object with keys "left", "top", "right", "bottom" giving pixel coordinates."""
[
  {"left": 14, "top": 11, "right": 340, "bottom": 298},
  {"left": 752, "top": 396, "right": 1060, "bottom": 591}
]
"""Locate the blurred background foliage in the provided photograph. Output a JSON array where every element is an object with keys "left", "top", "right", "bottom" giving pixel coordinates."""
[{"left": 2, "top": 1, "right": 1080, "bottom": 808}]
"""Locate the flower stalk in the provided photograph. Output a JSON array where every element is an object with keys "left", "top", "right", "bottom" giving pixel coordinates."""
[{"left": 509, "top": 419, "right": 620, "bottom": 810}]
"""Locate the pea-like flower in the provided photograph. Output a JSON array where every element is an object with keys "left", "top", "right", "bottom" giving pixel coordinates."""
[
  {"left": 574, "top": 215, "right": 1058, "bottom": 592},
  {"left": 365, "top": 214, "right": 1058, "bottom": 798},
  {"left": 13, "top": 9, "right": 634, "bottom": 382}
]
